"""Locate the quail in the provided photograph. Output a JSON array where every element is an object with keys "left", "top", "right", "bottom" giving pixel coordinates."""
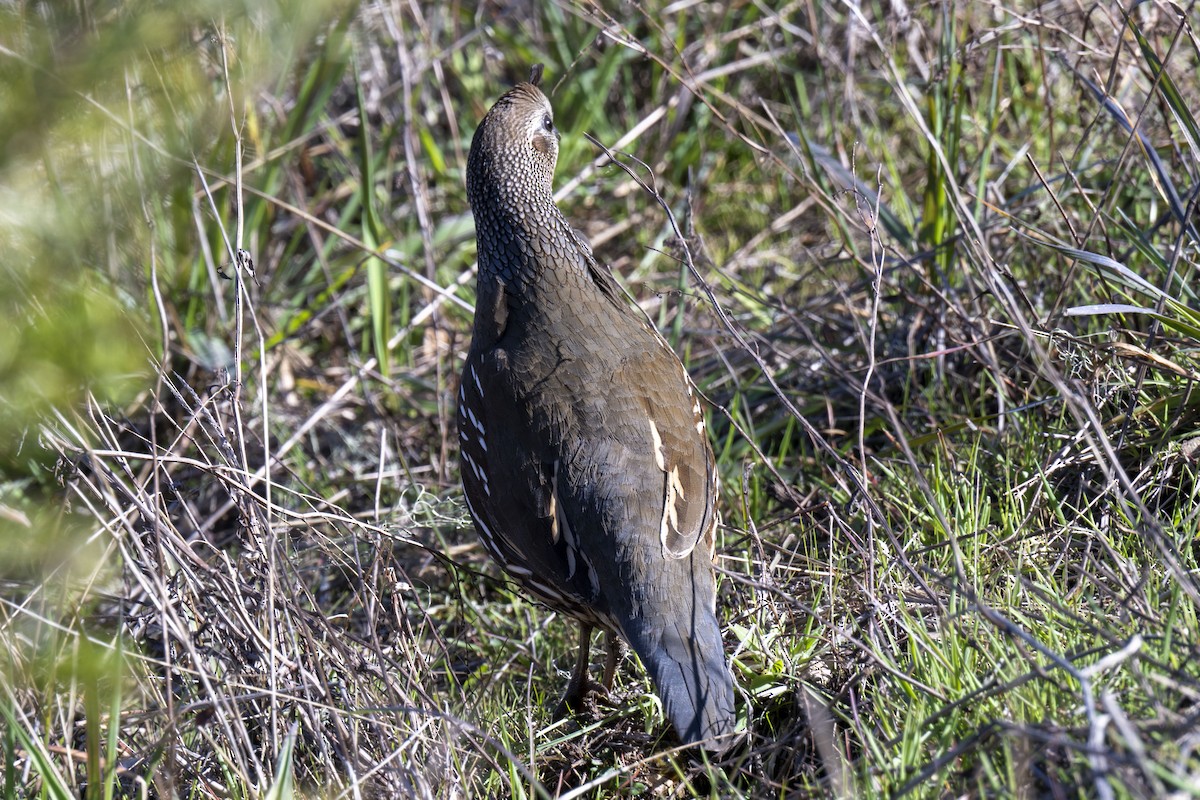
[{"left": 458, "top": 65, "right": 736, "bottom": 751}]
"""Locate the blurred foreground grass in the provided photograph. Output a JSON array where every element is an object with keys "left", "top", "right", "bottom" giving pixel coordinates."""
[{"left": 2, "top": 1, "right": 1199, "bottom": 797}]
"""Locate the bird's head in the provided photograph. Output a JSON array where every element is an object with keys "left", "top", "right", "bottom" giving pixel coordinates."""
[{"left": 466, "top": 64, "right": 560, "bottom": 213}]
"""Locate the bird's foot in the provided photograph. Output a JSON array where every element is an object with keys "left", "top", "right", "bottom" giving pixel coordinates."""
[{"left": 554, "top": 678, "right": 613, "bottom": 719}]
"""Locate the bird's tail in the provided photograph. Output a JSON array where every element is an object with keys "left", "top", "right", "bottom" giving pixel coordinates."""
[{"left": 622, "top": 573, "right": 737, "bottom": 752}]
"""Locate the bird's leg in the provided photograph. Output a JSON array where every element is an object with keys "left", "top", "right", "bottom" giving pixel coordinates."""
[
  {"left": 555, "top": 623, "right": 611, "bottom": 717},
  {"left": 563, "top": 623, "right": 593, "bottom": 704},
  {"left": 601, "top": 630, "right": 626, "bottom": 691}
]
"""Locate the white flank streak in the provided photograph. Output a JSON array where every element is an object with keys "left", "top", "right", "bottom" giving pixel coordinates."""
[
  {"left": 528, "top": 579, "right": 560, "bottom": 600},
  {"left": 462, "top": 451, "right": 490, "bottom": 495},
  {"left": 462, "top": 493, "right": 495, "bottom": 549},
  {"left": 585, "top": 558, "right": 600, "bottom": 598},
  {"left": 551, "top": 461, "right": 581, "bottom": 582},
  {"left": 467, "top": 407, "right": 485, "bottom": 435},
  {"left": 659, "top": 467, "right": 687, "bottom": 557},
  {"left": 660, "top": 487, "right": 671, "bottom": 549},
  {"left": 464, "top": 491, "right": 526, "bottom": 560},
  {"left": 648, "top": 418, "right": 666, "bottom": 470},
  {"left": 557, "top": 502, "right": 576, "bottom": 550},
  {"left": 549, "top": 463, "right": 560, "bottom": 543},
  {"left": 669, "top": 465, "right": 686, "bottom": 502},
  {"left": 470, "top": 365, "right": 483, "bottom": 395}
]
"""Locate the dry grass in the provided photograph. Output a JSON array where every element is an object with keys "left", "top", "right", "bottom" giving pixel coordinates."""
[{"left": 2, "top": 0, "right": 1200, "bottom": 797}]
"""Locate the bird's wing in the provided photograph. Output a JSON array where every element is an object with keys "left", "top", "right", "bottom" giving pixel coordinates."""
[
  {"left": 564, "top": 236, "right": 719, "bottom": 560},
  {"left": 602, "top": 333, "right": 719, "bottom": 562},
  {"left": 458, "top": 348, "right": 604, "bottom": 615}
]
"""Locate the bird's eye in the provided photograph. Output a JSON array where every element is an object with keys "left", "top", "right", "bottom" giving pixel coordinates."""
[{"left": 542, "top": 113, "right": 554, "bottom": 131}]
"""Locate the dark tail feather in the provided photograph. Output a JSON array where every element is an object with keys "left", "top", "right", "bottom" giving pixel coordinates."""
[{"left": 628, "top": 604, "right": 736, "bottom": 752}]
